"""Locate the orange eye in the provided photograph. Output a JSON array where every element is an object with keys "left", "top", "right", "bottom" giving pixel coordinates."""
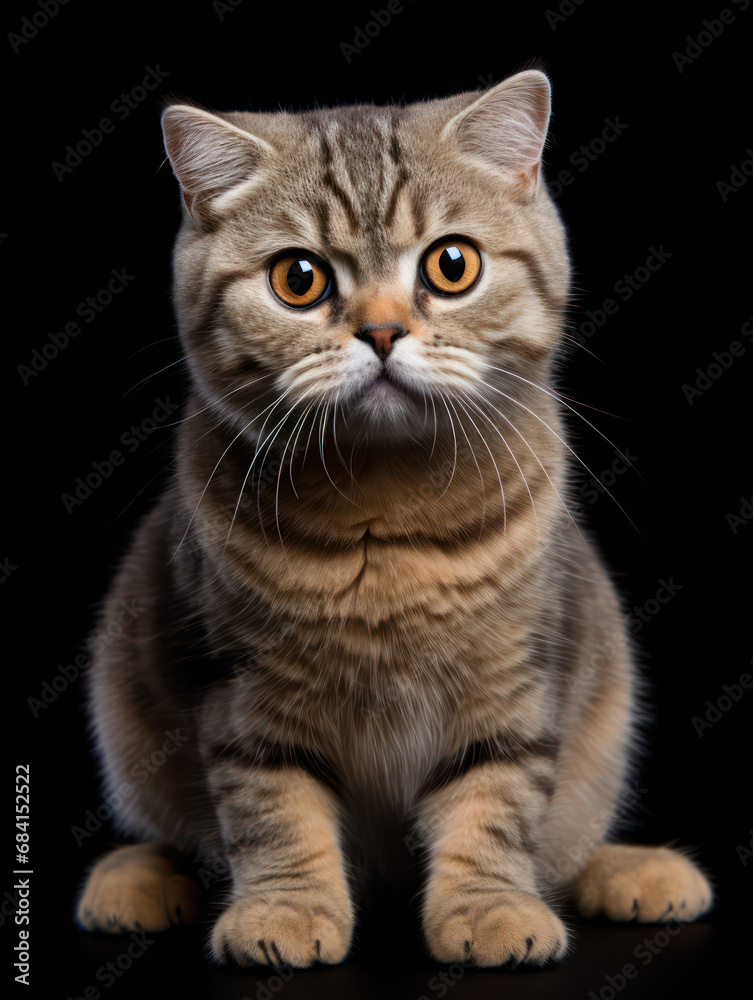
[
  {"left": 269, "top": 252, "right": 332, "bottom": 308},
  {"left": 420, "top": 238, "right": 482, "bottom": 294}
]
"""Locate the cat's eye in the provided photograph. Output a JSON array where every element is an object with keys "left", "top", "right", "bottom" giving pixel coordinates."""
[
  {"left": 269, "top": 252, "right": 332, "bottom": 308},
  {"left": 420, "top": 238, "right": 482, "bottom": 295}
]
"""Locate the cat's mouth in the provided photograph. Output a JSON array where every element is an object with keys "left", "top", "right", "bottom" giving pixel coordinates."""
[
  {"left": 370, "top": 370, "right": 396, "bottom": 389},
  {"left": 346, "top": 365, "right": 424, "bottom": 433},
  {"left": 362, "top": 367, "right": 412, "bottom": 402}
]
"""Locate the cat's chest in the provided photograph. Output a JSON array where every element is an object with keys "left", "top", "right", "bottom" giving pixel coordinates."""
[
  {"left": 223, "top": 504, "right": 532, "bottom": 634},
  {"left": 212, "top": 648, "right": 537, "bottom": 811}
]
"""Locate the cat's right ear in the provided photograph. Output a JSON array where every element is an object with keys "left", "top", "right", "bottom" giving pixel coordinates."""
[
  {"left": 161, "top": 104, "right": 274, "bottom": 224},
  {"left": 442, "top": 70, "right": 551, "bottom": 198}
]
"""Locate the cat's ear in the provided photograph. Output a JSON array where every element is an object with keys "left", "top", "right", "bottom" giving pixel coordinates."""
[
  {"left": 444, "top": 71, "right": 551, "bottom": 195},
  {"left": 161, "top": 104, "right": 274, "bottom": 223}
]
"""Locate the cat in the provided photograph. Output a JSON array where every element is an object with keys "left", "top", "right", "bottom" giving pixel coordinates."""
[{"left": 75, "top": 69, "right": 712, "bottom": 968}]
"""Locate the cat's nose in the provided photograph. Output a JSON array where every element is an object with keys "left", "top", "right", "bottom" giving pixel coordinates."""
[{"left": 355, "top": 322, "right": 408, "bottom": 359}]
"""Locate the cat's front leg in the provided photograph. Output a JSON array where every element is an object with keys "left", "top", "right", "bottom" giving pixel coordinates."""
[
  {"left": 418, "top": 743, "right": 566, "bottom": 967},
  {"left": 207, "top": 752, "right": 354, "bottom": 967}
]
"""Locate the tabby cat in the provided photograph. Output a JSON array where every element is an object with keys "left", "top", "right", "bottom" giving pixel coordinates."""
[{"left": 76, "top": 70, "right": 712, "bottom": 967}]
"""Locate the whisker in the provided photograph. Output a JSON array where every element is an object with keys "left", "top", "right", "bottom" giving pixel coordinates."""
[
  {"left": 219, "top": 385, "right": 302, "bottom": 554},
  {"left": 303, "top": 398, "right": 326, "bottom": 467},
  {"left": 479, "top": 378, "right": 639, "bottom": 534},
  {"left": 331, "top": 392, "right": 350, "bottom": 478},
  {"left": 124, "top": 335, "right": 180, "bottom": 362},
  {"left": 249, "top": 379, "right": 330, "bottom": 538},
  {"left": 169, "top": 414, "right": 257, "bottom": 563},
  {"left": 318, "top": 400, "right": 357, "bottom": 506},
  {"left": 273, "top": 428, "right": 295, "bottom": 549},
  {"left": 443, "top": 390, "right": 486, "bottom": 499},
  {"left": 487, "top": 364, "right": 641, "bottom": 480},
  {"left": 472, "top": 383, "right": 582, "bottom": 533},
  {"left": 167, "top": 364, "right": 289, "bottom": 429},
  {"left": 254, "top": 401, "right": 306, "bottom": 548},
  {"left": 434, "top": 389, "right": 458, "bottom": 498},
  {"left": 273, "top": 391, "right": 324, "bottom": 547},
  {"left": 124, "top": 355, "right": 189, "bottom": 396},
  {"left": 458, "top": 389, "right": 534, "bottom": 532},
  {"left": 112, "top": 374, "right": 286, "bottom": 532},
  {"left": 288, "top": 394, "right": 323, "bottom": 499},
  {"left": 428, "top": 392, "right": 439, "bottom": 464},
  {"left": 453, "top": 392, "right": 507, "bottom": 532}
]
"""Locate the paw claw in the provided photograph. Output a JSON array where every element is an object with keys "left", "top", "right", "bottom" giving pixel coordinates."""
[
  {"left": 77, "top": 845, "right": 199, "bottom": 933},
  {"left": 270, "top": 941, "right": 284, "bottom": 967},
  {"left": 575, "top": 845, "right": 713, "bottom": 923},
  {"left": 211, "top": 893, "right": 353, "bottom": 967},
  {"left": 425, "top": 889, "right": 567, "bottom": 967}
]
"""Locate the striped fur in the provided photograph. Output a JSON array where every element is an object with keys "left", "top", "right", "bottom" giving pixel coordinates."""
[{"left": 76, "top": 71, "right": 712, "bottom": 967}]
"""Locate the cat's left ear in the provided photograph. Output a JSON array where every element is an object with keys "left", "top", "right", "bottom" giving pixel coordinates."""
[
  {"left": 443, "top": 70, "right": 551, "bottom": 196},
  {"left": 161, "top": 103, "right": 275, "bottom": 224}
]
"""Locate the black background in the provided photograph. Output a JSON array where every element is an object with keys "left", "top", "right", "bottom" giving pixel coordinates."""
[{"left": 3, "top": 1, "right": 752, "bottom": 997}]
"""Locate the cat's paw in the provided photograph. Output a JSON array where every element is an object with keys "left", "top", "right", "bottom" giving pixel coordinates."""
[
  {"left": 424, "top": 889, "right": 568, "bottom": 967},
  {"left": 574, "top": 844, "right": 713, "bottom": 922},
  {"left": 76, "top": 844, "right": 199, "bottom": 933},
  {"left": 211, "top": 891, "right": 354, "bottom": 967}
]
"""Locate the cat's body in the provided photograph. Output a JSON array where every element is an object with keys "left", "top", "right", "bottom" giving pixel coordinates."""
[{"left": 77, "top": 72, "right": 712, "bottom": 966}]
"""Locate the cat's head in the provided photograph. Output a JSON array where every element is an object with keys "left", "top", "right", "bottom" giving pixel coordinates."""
[{"left": 162, "top": 71, "right": 569, "bottom": 451}]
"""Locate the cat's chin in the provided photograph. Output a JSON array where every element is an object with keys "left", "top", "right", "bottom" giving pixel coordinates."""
[{"left": 344, "top": 378, "right": 431, "bottom": 444}]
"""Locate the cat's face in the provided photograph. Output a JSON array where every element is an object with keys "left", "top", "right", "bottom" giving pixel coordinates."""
[{"left": 163, "top": 72, "right": 569, "bottom": 450}]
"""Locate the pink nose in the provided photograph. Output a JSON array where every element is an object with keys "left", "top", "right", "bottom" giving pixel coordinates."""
[{"left": 355, "top": 323, "right": 408, "bottom": 358}]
